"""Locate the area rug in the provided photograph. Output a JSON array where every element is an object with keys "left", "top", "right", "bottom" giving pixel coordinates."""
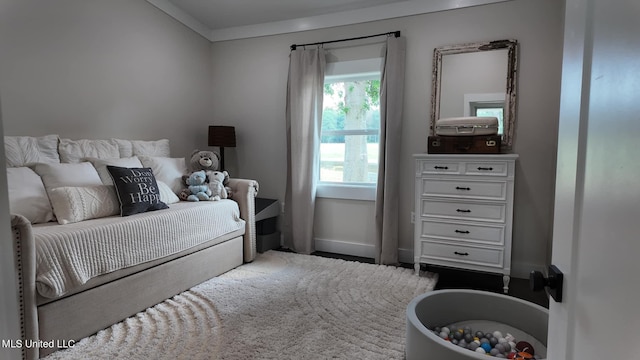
[{"left": 44, "top": 251, "right": 438, "bottom": 360}]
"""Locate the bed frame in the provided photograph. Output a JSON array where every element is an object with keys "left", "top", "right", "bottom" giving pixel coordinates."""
[{"left": 13, "top": 178, "right": 258, "bottom": 359}]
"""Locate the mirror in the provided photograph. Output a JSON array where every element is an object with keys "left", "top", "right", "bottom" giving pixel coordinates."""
[{"left": 430, "top": 39, "right": 518, "bottom": 148}]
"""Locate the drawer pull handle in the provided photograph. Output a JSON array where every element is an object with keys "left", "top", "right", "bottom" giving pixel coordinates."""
[
  {"left": 477, "top": 167, "right": 493, "bottom": 171},
  {"left": 456, "top": 209, "right": 471, "bottom": 213},
  {"left": 454, "top": 251, "right": 469, "bottom": 256},
  {"left": 455, "top": 186, "right": 471, "bottom": 191},
  {"left": 434, "top": 166, "right": 449, "bottom": 170},
  {"left": 455, "top": 230, "right": 470, "bottom": 234}
]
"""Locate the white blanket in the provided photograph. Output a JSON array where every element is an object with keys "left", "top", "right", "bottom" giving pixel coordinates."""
[{"left": 33, "top": 200, "right": 245, "bottom": 298}]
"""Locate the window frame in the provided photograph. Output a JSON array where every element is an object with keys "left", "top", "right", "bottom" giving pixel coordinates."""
[{"left": 317, "top": 58, "right": 382, "bottom": 201}]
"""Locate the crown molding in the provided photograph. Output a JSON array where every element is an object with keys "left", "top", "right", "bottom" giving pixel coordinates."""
[{"left": 147, "top": 0, "right": 513, "bottom": 42}]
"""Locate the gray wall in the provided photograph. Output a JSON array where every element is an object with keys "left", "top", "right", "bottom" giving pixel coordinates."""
[
  {"left": 210, "top": 0, "right": 564, "bottom": 277},
  {"left": 0, "top": 0, "right": 214, "bottom": 159},
  {"left": 0, "top": 0, "right": 564, "bottom": 278}
]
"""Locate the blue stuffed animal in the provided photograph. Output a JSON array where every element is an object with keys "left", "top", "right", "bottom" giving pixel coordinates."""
[{"left": 185, "top": 170, "right": 212, "bottom": 201}]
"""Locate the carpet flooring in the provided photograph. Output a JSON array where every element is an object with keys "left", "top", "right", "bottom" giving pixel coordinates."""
[{"left": 44, "top": 251, "right": 438, "bottom": 360}]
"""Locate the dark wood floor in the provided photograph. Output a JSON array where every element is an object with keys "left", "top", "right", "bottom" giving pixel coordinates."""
[{"left": 309, "top": 250, "right": 549, "bottom": 308}]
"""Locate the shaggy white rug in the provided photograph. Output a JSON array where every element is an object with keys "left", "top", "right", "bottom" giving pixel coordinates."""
[{"left": 44, "top": 251, "right": 437, "bottom": 360}]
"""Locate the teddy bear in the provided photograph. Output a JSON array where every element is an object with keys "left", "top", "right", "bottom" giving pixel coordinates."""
[
  {"left": 183, "top": 149, "right": 234, "bottom": 199},
  {"left": 207, "top": 170, "right": 229, "bottom": 201},
  {"left": 188, "top": 149, "right": 219, "bottom": 172},
  {"left": 183, "top": 170, "right": 212, "bottom": 201}
]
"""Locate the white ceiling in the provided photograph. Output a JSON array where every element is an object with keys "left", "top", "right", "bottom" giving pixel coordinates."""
[{"left": 146, "top": 0, "right": 511, "bottom": 42}]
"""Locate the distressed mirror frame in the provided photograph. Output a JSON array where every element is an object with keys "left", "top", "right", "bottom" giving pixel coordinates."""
[{"left": 430, "top": 39, "right": 519, "bottom": 149}]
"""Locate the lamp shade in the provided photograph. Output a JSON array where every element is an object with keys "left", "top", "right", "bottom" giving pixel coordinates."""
[{"left": 208, "top": 126, "right": 236, "bottom": 147}]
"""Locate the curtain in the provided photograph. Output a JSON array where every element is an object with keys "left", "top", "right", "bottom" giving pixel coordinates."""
[
  {"left": 375, "top": 36, "right": 406, "bottom": 265},
  {"left": 283, "top": 47, "right": 326, "bottom": 254}
]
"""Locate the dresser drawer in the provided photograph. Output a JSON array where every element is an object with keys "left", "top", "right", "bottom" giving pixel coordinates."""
[
  {"left": 416, "top": 160, "right": 461, "bottom": 175},
  {"left": 464, "top": 161, "right": 509, "bottom": 177},
  {"left": 420, "top": 179, "right": 507, "bottom": 200},
  {"left": 419, "top": 241, "right": 504, "bottom": 268},
  {"left": 419, "top": 220, "right": 505, "bottom": 245},
  {"left": 421, "top": 199, "right": 506, "bottom": 223}
]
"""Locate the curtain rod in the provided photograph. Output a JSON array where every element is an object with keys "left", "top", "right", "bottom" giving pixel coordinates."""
[{"left": 290, "top": 31, "right": 400, "bottom": 51}]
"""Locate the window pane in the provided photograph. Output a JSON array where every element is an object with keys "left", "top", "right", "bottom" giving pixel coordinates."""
[
  {"left": 320, "top": 78, "right": 380, "bottom": 185},
  {"left": 319, "top": 134, "right": 379, "bottom": 183}
]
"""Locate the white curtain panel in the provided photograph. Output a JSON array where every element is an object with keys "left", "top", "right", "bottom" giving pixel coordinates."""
[
  {"left": 283, "top": 47, "right": 326, "bottom": 254},
  {"left": 375, "top": 36, "right": 406, "bottom": 264}
]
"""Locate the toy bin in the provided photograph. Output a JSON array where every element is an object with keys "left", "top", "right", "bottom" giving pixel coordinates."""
[{"left": 406, "top": 289, "right": 548, "bottom": 359}]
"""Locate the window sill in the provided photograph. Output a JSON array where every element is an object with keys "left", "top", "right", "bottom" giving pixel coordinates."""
[{"left": 316, "top": 183, "right": 376, "bottom": 201}]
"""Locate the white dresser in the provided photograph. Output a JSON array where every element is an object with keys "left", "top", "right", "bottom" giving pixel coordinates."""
[{"left": 413, "top": 154, "right": 518, "bottom": 293}]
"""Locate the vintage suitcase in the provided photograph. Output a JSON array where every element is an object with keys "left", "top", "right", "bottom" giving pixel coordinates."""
[
  {"left": 428, "top": 135, "right": 501, "bottom": 154},
  {"left": 435, "top": 116, "right": 499, "bottom": 136}
]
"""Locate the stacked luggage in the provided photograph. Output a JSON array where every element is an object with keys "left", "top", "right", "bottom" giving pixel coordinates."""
[{"left": 428, "top": 116, "right": 501, "bottom": 154}]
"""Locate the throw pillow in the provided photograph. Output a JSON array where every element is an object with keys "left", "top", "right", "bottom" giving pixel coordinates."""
[
  {"left": 138, "top": 156, "right": 186, "bottom": 195},
  {"left": 107, "top": 166, "right": 168, "bottom": 216},
  {"left": 157, "top": 180, "right": 180, "bottom": 204},
  {"left": 88, "top": 156, "right": 144, "bottom": 185},
  {"left": 4, "top": 134, "right": 60, "bottom": 167},
  {"left": 7, "top": 167, "right": 55, "bottom": 224},
  {"left": 58, "top": 138, "right": 120, "bottom": 163},
  {"left": 47, "top": 185, "right": 120, "bottom": 224},
  {"left": 33, "top": 162, "right": 103, "bottom": 190},
  {"left": 112, "top": 138, "right": 171, "bottom": 158}
]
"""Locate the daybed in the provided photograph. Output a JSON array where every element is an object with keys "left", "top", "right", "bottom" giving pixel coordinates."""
[{"left": 5, "top": 135, "right": 259, "bottom": 359}]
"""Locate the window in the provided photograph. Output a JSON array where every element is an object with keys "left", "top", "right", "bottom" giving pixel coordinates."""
[
  {"left": 317, "top": 58, "right": 382, "bottom": 201},
  {"left": 464, "top": 93, "right": 505, "bottom": 135}
]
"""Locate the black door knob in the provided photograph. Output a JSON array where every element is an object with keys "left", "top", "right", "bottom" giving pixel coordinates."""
[{"left": 529, "top": 264, "right": 563, "bottom": 302}]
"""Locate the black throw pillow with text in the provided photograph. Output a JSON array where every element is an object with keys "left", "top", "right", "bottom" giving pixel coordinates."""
[{"left": 107, "top": 166, "right": 168, "bottom": 216}]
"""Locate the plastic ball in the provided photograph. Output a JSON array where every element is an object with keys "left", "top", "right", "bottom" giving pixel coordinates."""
[
  {"left": 451, "top": 339, "right": 458, "bottom": 345},
  {"left": 434, "top": 326, "right": 441, "bottom": 333},
  {"left": 475, "top": 331, "right": 484, "bottom": 338},
  {"left": 489, "top": 337, "right": 499, "bottom": 347},
  {"left": 475, "top": 347, "right": 486, "bottom": 354},
  {"left": 439, "top": 332, "right": 448, "bottom": 340},
  {"left": 467, "top": 342, "right": 479, "bottom": 351},
  {"left": 490, "top": 348, "right": 501, "bottom": 356},
  {"left": 493, "top": 330, "right": 503, "bottom": 338},
  {"left": 480, "top": 343, "right": 492, "bottom": 352},
  {"left": 495, "top": 343, "right": 506, "bottom": 353},
  {"left": 480, "top": 338, "right": 490, "bottom": 345},
  {"left": 453, "top": 331, "right": 463, "bottom": 340},
  {"left": 441, "top": 327, "right": 451, "bottom": 335},
  {"left": 498, "top": 337, "right": 508, "bottom": 344},
  {"left": 464, "top": 333, "right": 473, "bottom": 343}
]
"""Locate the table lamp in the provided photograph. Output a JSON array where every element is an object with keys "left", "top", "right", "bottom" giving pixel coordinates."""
[{"left": 208, "top": 125, "right": 236, "bottom": 171}]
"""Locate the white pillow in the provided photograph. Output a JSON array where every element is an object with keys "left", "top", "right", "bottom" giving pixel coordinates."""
[
  {"left": 88, "top": 156, "right": 144, "bottom": 185},
  {"left": 157, "top": 180, "right": 180, "bottom": 204},
  {"left": 138, "top": 156, "right": 186, "bottom": 195},
  {"left": 33, "top": 162, "right": 103, "bottom": 190},
  {"left": 4, "top": 134, "right": 60, "bottom": 167},
  {"left": 6, "top": 167, "right": 55, "bottom": 224},
  {"left": 112, "top": 139, "right": 171, "bottom": 158},
  {"left": 132, "top": 139, "right": 170, "bottom": 157},
  {"left": 47, "top": 185, "right": 120, "bottom": 224},
  {"left": 58, "top": 138, "right": 120, "bottom": 163}
]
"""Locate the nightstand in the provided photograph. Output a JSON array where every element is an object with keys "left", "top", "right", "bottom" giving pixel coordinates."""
[{"left": 255, "top": 198, "right": 281, "bottom": 253}]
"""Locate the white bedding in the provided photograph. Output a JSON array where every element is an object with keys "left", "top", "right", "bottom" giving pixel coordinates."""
[{"left": 32, "top": 200, "right": 245, "bottom": 298}]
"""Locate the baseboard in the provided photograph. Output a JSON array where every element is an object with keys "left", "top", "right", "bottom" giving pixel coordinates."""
[
  {"left": 314, "top": 238, "right": 376, "bottom": 259},
  {"left": 314, "top": 239, "right": 543, "bottom": 280}
]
